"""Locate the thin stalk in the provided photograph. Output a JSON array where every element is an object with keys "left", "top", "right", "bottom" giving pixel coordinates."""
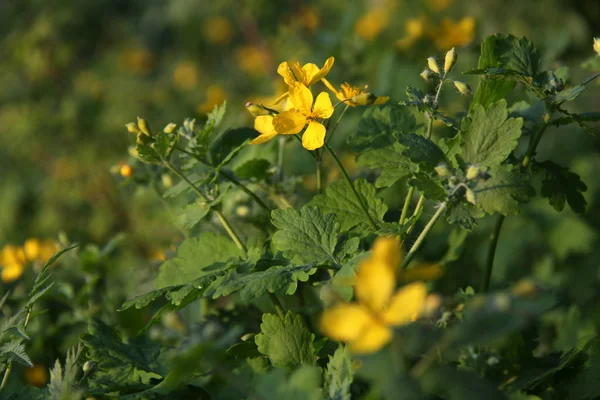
[
  {"left": 316, "top": 157, "right": 323, "bottom": 193},
  {"left": 324, "top": 142, "right": 379, "bottom": 230},
  {"left": 164, "top": 161, "right": 247, "bottom": 255},
  {"left": 277, "top": 136, "right": 285, "bottom": 181},
  {"left": 326, "top": 104, "right": 350, "bottom": 144},
  {"left": 481, "top": 215, "right": 505, "bottom": 292},
  {"left": 1, "top": 309, "right": 32, "bottom": 391},
  {"left": 177, "top": 147, "right": 271, "bottom": 213},
  {"left": 269, "top": 293, "right": 285, "bottom": 318},
  {"left": 400, "top": 202, "right": 447, "bottom": 269},
  {"left": 521, "top": 122, "right": 549, "bottom": 168},
  {"left": 399, "top": 187, "right": 415, "bottom": 225},
  {"left": 406, "top": 194, "right": 425, "bottom": 235}
]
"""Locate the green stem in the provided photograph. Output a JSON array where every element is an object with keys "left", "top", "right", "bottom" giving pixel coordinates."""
[
  {"left": 277, "top": 136, "right": 285, "bottom": 181},
  {"left": 399, "top": 187, "right": 415, "bottom": 225},
  {"left": 324, "top": 142, "right": 379, "bottom": 230},
  {"left": 164, "top": 161, "right": 247, "bottom": 255},
  {"left": 268, "top": 293, "right": 285, "bottom": 318},
  {"left": 316, "top": 156, "right": 323, "bottom": 193},
  {"left": 326, "top": 104, "right": 350, "bottom": 144},
  {"left": 521, "top": 121, "right": 549, "bottom": 168},
  {"left": 177, "top": 147, "right": 271, "bottom": 213},
  {"left": 400, "top": 202, "right": 447, "bottom": 269},
  {"left": 582, "top": 71, "right": 600, "bottom": 86},
  {"left": 482, "top": 215, "right": 505, "bottom": 292},
  {"left": 406, "top": 194, "right": 425, "bottom": 235}
]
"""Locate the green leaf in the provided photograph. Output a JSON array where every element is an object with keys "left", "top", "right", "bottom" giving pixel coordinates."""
[
  {"left": 307, "top": 179, "right": 387, "bottom": 231},
  {"left": 271, "top": 206, "right": 340, "bottom": 265},
  {"left": 208, "top": 127, "right": 257, "bottom": 166},
  {"left": 568, "top": 339, "right": 600, "bottom": 400},
  {"left": 474, "top": 165, "right": 533, "bottom": 215},
  {"left": 136, "top": 142, "right": 162, "bottom": 165},
  {"left": 152, "top": 131, "right": 178, "bottom": 160},
  {"left": 550, "top": 112, "right": 600, "bottom": 126},
  {"left": 459, "top": 100, "right": 523, "bottom": 167},
  {"left": 548, "top": 84, "right": 586, "bottom": 104},
  {"left": 548, "top": 216, "right": 596, "bottom": 260},
  {"left": 1, "top": 339, "right": 33, "bottom": 367},
  {"left": 253, "top": 365, "right": 322, "bottom": 400},
  {"left": 255, "top": 311, "right": 317, "bottom": 371},
  {"left": 357, "top": 144, "right": 411, "bottom": 188},
  {"left": 398, "top": 133, "right": 447, "bottom": 170},
  {"left": 211, "top": 264, "right": 317, "bottom": 301},
  {"left": 324, "top": 345, "right": 354, "bottom": 400},
  {"left": 233, "top": 158, "right": 271, "bottom": 180},
  {"left": 537, "top": 161, "right": 587, "bottom": 215},
  {"left": 172, "top": 190, "right": 227, "bottom": 230},
  {"left": 409, "top": 173, "right": 446, "bottom": 201},
  {"left": 347, "top": 105, "right": 416, "bottom": 152},
  {"left": 155, "top": 232, "right": 243, "bottom": 288}
]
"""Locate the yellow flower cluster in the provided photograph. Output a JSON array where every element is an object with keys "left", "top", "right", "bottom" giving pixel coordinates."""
[
  {"left": 0, "top": 239, "right": 59, "bottom": 283},
  {"left": 396, "top": 16, "right": 475, "bottom": 51},
  {"left": 246, "top": 56, "right": 387, "bottom": 150},
  {"left": 320, "top": 237, "right": 428, "bottom": 354}
]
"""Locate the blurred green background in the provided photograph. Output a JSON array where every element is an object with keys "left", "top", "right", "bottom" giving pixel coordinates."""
[{"left": 0, "top": 0, "right": 599, "bottom": 387}]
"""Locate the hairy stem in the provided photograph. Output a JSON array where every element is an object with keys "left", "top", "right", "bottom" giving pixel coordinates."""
[
  {"left": 164, "top": 161, "right": 247, "bottom": 255},
  {"left": 400, "top": 202, "right": 447, "bottom": 269},
  {"left": 326, "top": 104, "right": 350, "bottom": 144},
  {"left": 399, "top": 187, "right": 415, "bottom": 225},
  {"left": 406, "top": 194, "right": 426, "bottom": 235},
  {"left": 324, "top": 142, "right": 379, "bottom": 230}
]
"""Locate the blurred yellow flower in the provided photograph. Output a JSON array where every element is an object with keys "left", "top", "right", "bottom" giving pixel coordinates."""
[
  {"left": 23, "top": 238, "right": 58, "bottom": 265},
  {"left": 594, "top": 38, "right": 600, "bottom": 56},
  {"left": 396, "top": 17, "right": 427, "bottom": 50},
  {"left": 203, "top": 16, "right": 234, "bottom": 45},
  {"left": 431, "top": 17, "right": 475, "bottom": 50},
  {"left": 0, "top": 244, "right": 27, "bottom": 283},
  {"left": 120, "top": 48, "right": 154, "bottom": 75},
  {"left": 236, "top": 46, "right": 269, "bottom": 76},
  {"left": 173, "top": 61, "right": 198, "bottom": 90},
  {"left": 198, "top": 85, "right": 226, "bottom": 114},
  {"left": 299, "top": 6, "right": 320, "bottom": 33},
  {"left": 272, "top": 82, "right": 334, "bottom": 150},
  {"left": 322, "top": 79, "right": 388, "bottom": 106},
  {"left": 73, "top": 71, "right": 104, "bottom": 98},
  {"left": 321, "top": 237, "right": 428, "bottom": 354},
  {"left": 25, "top": 363, "right": 49, "bottom": 387},
  {"left": 355, "top": 7, "right": 389, "bottom": 40},
  {"left": 425, "top": 0, "right": 454, "bottom": 12}
]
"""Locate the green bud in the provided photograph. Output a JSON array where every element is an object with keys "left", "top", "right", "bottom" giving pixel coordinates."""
[
  {"left": 245, "top": 102, "right": 274, "bottom": 116},
  {"left": 125, "top": 122, "right": 140, "bottom": 134},
  {"left": 427, "top": 57, "right": 440, "bottom": 75},
  {"left": 435, "top": 163, "right": 451, "bottom": 177},
  {"left": 420, "top": 69, "right": 433, "bottom": 81},
  {"left": 465, "top": 188, "right": 476, "bottom": 205},
  {"left": 137, "top": 117, "right": 151, "bottom": 136},
  {"left": 453, "top": 81, "right": 472, "bottom": 95},
  {"left": 465, "top": 165, "right": 480, "bottom": 180},
  {"left": 136, "top": 131, "right": 152, "bottom": 145},
  {"left": 444, "top": 47, "right": 457, "bottom": 75},
  {"left": 350, "top": 92, "right": 377, "bottom": 106},
  {"left": 163, "top": 123, "right": 177, "bottom": 134},
  {"left": 83, "top": 360, "right": 96, "bottom": 373}
]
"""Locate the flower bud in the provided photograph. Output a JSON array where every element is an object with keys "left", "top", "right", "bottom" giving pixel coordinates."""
[
  {"left": 137, "top": 117, "right": 151, "bottom": 136},
  {"left": 125, "top": 122, "right": 140, "bottom": 134},
  {"left": 594, "top": 38, "right": 600, "bottom": 56},
  {"left": 163, "top": 123, "right": 177, "bottom": 134},
  {"left": 427, "top": 57, "right": 440, "bottom": 75},
  {"left": 245, "top": 102, "right": 272, "bottom": 117},
  {"left": 420, "top": 69, "right": 433, "bottom": 81},
  {"left": 465, "top": 165, "right": 479, "bottom": 180},
  {"left": 127, "top": 146, "right": 138, "bottom": 158},
  {"left": 161, "top": 174, "right": 173, "bottom": 189},
  {"left": 453, "top": 81, "right": 472, "bottom": 95},
  {"left": 465, "top": 188, "right": 476, "bottom": 205},
  {"left": 136, "top": 131, "right": 152, "bottom": 145},
  {"left": 444, "top": 47, "right": 457, "bottom": 75},
  {"left": 435, "top": 163, "right": 451, "bottom": 177},
  {"left": 350, "top": 92, "right": 377, "bottom": 106},
  {"left": 83, "top": 361, "right": 95, "bottom": 373},
  {"left": 120, "top": 164, "right": 134, "bottom": 178}
]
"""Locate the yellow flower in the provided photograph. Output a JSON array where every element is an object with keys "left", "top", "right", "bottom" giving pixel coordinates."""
[
  {"left": 277, "top": 57, "right": 335, "bottom": 88},
  {"left": 322, "top": 79, "right": 389, "bottom": 107},
  {"left": 425, "top": 0, "right": 454, "bottom": 12},
  {"left": 173, "top": 61, "right": 198, "bottom": 90},
  {"left": 203, "top": 16, "right": 234, "bottom": 45},
  {"left": 250, "top": 115, "right": 279, "bottom": 145},
  {"left": 299, "top": 6, "right": 320, "bottom": 33},
  {"left": 25, "top": 363, "right": 49, "bottom": 387},
  {"left": 119, "top": 48, "right": 154, "bottom": 75},
  {"left": 431, "top": 17, "right": 476, "bottom": 50},
  {"left": 23, "top": 239, "right": 59, "bottom": 267},
  {"left": 198, "top": 85, "right": 226, "bottom": 114},
  {"left": 0, "top": 244, "right": 27, "bottom": 283},
  {"left": 236, "top": 46, "right": 269, "bottom": 76},
  {"left": 320, "top": 237, "right": 428, "bottom": 354},
  {"left": 396, "top": 17, "right": 427, "bottom": 50},
  {"left": 272, "top": 82, "right": 334, "bottom": 150},
  {"left": 355, "top": 7, "right": 389, "bottom": 41},
  {"left": 594, "top": 38, "right": 600, "bottom": 56}
]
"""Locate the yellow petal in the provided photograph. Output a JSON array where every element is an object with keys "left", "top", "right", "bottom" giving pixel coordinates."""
[
  {"left": 2, "top": 264, "right": 24, "bottom": 283},
  {"left": 349, "top": 322, "right": 392, "bottom": 354},
  {"left": 399, "top": 263, "right": 444, "bottom": 282},
  {"left": 307, "top": 56, "right": 335, "bottom": 86},
  {"left": 277, "top": 61, "right": 296, "bottom": 86},
  {"left": 371, "top": 236, "right": 403, "bottom": 270},
  {"left": 355, "top": 258, "right": 396, "bottom": 313},
  {"left": 321, "top": 78, "right": 341, "bottom": 97},
  {"left": 373, "top": 96, "right": 389, "bottom": 105},
  {"left": 380, "top": 282, "right": 427, "bottom": 326},
  {"left": 271, "top": 91, "right": 290, "bottom": 106},
  {"left": 24, "top": 239, "right": 41, "bottom": 261},
  {"left": 288, "top": 82, "right": 313, "bottom": 114},
  {"left": 320, "top": 303, "right": 373, "bottom": 342},
  {"left": 1, "top": 245, "right": 27, "bottom": 266},
  {"left": 272, "top": 110, "right": 307, "bottom": 134},
  {"left": 302, "top": 121, "right": 326, "bottom": 150},
  {"left": 250, "top": 116, "right": 278, "bottom": 144},
  {"left": 313, "top": 92, "right": 334, "bottom": 119},
  {"left": 302, "top": 63, "right": 320, "bottom": 86}
]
